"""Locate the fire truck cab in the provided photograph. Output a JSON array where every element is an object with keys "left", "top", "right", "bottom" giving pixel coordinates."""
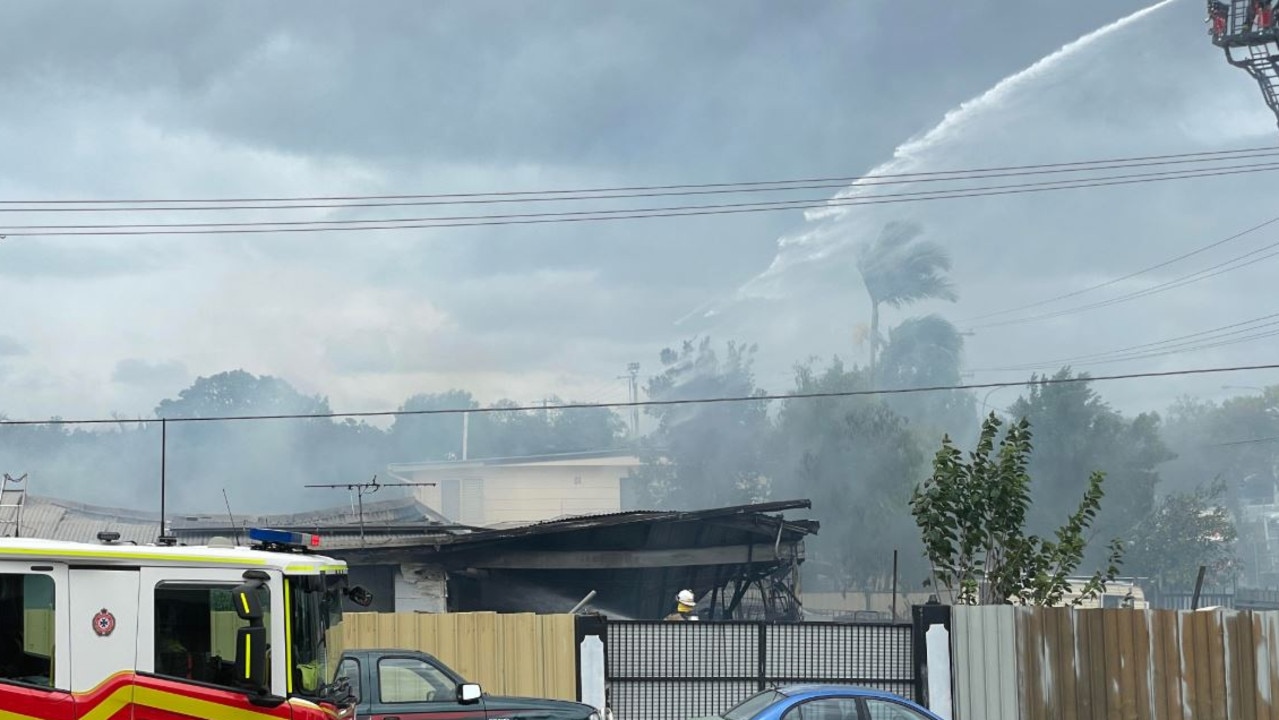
[{"left": 0, "top": 527, "right": 370, "bottom": 720}]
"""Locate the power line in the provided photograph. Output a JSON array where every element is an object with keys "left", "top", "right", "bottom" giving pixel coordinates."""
[
  {"left": 961, "top": 213, "right": 1279, "bottom": 324},
  {"left": 2, "top": 361, "right": 1277, "bottom": 427},
  {"left": 1207, "top": 435, "right": 1279, "bottom": 447},
  {"left": 3, "top": 145, "right": 1276, "bottom": 209},
  {"left": 973, "top": 311, "right": 1279, "bottom": 372},
  {"left": 6, "top": 161, "right": 1279, "bottom": 238},
  {"left": 967, "top": 232, "right": 1279, "bottom": 331}
]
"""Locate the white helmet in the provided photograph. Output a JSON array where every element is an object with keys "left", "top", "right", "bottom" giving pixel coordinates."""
[{"left": 676, "top": 589, "right": 696, "bottom": 606}]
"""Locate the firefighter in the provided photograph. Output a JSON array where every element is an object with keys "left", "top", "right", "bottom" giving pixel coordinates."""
[
  {"left": 664, "top": 589, "right": 699, "bottom": 621},
  {"left": 1209, "top": 1, "right": 1229, "bottom": 37}
]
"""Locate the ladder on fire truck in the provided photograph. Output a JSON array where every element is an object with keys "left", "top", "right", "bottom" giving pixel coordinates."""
[
  {"left": 0, "top": 473, "right": 27, "bottom": 538},
  {"left": 1208, "top": 0, "right": 1279, "bottom": 128}
]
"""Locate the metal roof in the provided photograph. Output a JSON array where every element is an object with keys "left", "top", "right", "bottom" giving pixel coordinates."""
[
  {"left": 332, "top": 499, "right": 818, "bottom": 553},
  {"left": 14, "top": 494, "right": 457, "bottom": 548}
]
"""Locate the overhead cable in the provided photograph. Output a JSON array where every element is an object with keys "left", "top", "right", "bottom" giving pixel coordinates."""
[{"left": 1, "top": 361, "right": 1276, "bottom": 427}]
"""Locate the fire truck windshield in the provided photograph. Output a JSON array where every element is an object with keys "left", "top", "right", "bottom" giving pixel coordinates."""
[{"left": 288, "top": 574, "right": 347, "bottom": 702}]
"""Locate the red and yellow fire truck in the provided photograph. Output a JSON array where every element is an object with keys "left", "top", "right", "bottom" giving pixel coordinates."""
[{"left": 0, "top": 527, "right": 370, "bottom": 720}]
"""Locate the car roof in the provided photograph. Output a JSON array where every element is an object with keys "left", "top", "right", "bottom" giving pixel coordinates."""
[{"left": 774, "top": 685, "right": 914, "bottom": 702}]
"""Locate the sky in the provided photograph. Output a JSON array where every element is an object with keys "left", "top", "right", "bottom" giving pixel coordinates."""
[{"left": 0, "top": 0, "right": 1276, "bottom": 428}]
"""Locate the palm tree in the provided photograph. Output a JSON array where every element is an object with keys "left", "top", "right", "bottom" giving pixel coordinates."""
[{"left": 856, "top": 220, "right": 958, "bottom": 381}]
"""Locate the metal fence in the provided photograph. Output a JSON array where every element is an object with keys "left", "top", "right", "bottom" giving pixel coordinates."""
[{"left": 605, "top": 621, "right": 916, "bottom": 720}]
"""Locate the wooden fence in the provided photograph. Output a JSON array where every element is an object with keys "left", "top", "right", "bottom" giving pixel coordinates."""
[
  {"left": 951, "top": 606, "right": 1279, "bottom": 720},
  {"left": 343, "top": 611, "right": 579, "bottom": 701}
]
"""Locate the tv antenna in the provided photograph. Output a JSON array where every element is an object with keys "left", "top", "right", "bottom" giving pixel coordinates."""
[{"left": 304, "top": 475, "right": 437, "bottom": 546}]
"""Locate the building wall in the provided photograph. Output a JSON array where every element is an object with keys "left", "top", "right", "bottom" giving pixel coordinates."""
[{"left": 406, "top": 458, "right": 636, "bottom": 526}]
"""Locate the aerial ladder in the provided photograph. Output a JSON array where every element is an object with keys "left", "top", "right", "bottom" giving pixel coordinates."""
[
  {"left": 0, "top": 472, "right": 26, "bottom": 537},
  {"left": 1208, "top": 1, "right": 1279, "bottom": 127}
]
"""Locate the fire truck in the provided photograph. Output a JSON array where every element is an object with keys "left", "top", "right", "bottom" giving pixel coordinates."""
[{"left": 0, "top": 527, "right": 372, "bottom": 720}]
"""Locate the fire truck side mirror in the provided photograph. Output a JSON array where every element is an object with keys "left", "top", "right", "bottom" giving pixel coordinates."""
[
  {"left": 235, "top": 625, "right": 269, "bottom": 694},
  {"left": 233, "top": 582, "right": 265, "bottom": 622},
  {"left": 346, "top": 585, "right": 374, "bottom": 608}
]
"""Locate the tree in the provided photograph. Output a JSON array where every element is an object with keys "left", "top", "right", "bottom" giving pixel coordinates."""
[
  {"left": 1158, "top": 389, "right": 1279, "bottom": 586},
  {"left": 1160, "top": 389, "right": 1279, "bottom": 506},
  {"left": 1007, "top": 368, "right": 1171, "bottom": 567},
  {"left": 386, "top": 390, "right": 480, "bottom": 461},
  {"left": 910, "top": 413, "right": 1124, "bottom": 606},
  {"left": 1124, "top": 479, "right": 1238, "bottom": 589},
  {"left": 772, "top": 358, "right": 928, "bottom": 590},
  {"left": 627, "top": 338, "right": 771, "bottom": 509},
  {"left": 155, "top": 369, "right": 330, "bottom": 418},
  {"left": 387, "top": 390, "right": 625, "bottom": 463},
  {"left": 154, "top": 370, "right": 386, "bottom": 514},
  {"left": 876, "top": 314, "right": 976, "bottom": 440},
  {"left": 856, "top": 221, "right": 957, "bottom": 380}
]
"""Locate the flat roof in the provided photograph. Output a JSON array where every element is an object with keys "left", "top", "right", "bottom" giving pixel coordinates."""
[{"left": 389, "top": 449, "right": 640, "bottom": 472}]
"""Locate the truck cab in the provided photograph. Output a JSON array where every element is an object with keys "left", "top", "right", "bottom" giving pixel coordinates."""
[
  {"left": 0, "top": 528, "right": 370, "bottom": 720},
  {"left": 337, "top": 649, "right": 602, "bottom": 720}
]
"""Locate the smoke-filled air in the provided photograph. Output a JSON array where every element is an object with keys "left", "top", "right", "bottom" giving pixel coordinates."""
[{"left": 3, "top": 0, "right": 1279, "bottom": 598}]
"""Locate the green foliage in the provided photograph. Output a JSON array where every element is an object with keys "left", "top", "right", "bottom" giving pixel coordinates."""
[
  {"left": 856, "top": 221, "right": 958, "bottom": 310},
  {"left": 1124, "top": 479, "right": 1239, "bottom": 588},
  {"left": 1008, "top": 368, "right": 1170, "bottom": 568},
  {"left": 772, "top": 358, "right": 929, "bottom": 590},
  {"left": 1, "top": 369, "right": 625, "bottom": 516},
  {"left": 910, "top": 413, "right": 1124, "bottom": 606},
  {"left": 875, "top": 314, "right": 976, "bottom": 439},
  {"left": 856, "top": 220, "right": 958, "bottom": 382},
  {"left": 388, "top": 391, "right": 624, "bottom": 462},
  {"left": 627, "top": 338, "right": 770, "bottom": 509}
]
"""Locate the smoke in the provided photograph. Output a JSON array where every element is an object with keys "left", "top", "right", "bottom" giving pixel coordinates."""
[{"left": 696, "top": 0, "right": 1182, "bottom": 316}]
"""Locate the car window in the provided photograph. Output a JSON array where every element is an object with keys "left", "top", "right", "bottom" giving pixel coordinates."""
[
  {"left": 724, "top": 691, "right": 784, "bottom": 720},
  {"left": 863, "top": 699, "right": 933, "bottom": 720},
  {"left": 378, "top": 657, "right": 457, "bottom": 704},
  {"left": 336, "top": 658, "right": 361, "bottom": 703},
  {"left": 780, "top": 698, "right": 860, "bottom": 720}
]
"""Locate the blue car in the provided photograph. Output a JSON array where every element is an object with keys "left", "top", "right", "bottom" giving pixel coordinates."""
[{"left": 716, "top": 685, "right": 944, "bottom": 720}]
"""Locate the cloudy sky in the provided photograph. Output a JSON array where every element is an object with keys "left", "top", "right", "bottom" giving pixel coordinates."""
[{"left": 0, "top": 0, "right": 1275, "bottom": 425}]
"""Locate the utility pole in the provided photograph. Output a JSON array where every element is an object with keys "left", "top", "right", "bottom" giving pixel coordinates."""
[
  {"left": 617, "top": 362, "right": 641, "bottom": 440},
  {"left": 461, "top": 411, "right": 469, "bottom": 461}
]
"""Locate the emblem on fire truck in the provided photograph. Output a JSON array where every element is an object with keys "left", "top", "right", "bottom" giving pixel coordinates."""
[{"left": 92, "top": 608, "right": 116, "bottom": 636}]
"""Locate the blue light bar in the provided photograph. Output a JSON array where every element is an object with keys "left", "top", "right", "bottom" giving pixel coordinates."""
[{"left": 247, "top": 527, "right": 321, "bottom": 549}]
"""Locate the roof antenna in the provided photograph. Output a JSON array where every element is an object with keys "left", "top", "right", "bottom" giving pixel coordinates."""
[
  {"left": 222, "top": 489, "right": 242, "bottom": 546},
  {"left": 306, "top": 475, "right": 437, "bottom": 547}
]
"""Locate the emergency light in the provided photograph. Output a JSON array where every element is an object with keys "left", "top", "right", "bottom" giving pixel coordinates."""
[{"left": 247, "top": 527, "right": 322, "bottom": 550}]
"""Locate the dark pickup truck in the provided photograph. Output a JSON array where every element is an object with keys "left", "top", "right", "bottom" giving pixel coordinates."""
[{"left": 338, "top": 649, "right": 603, "bottom": 720}]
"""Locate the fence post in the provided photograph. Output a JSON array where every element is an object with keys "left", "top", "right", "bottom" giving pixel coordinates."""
[
  {"left": 911, "top": 602, "right": 951, "bottom": 710},
  {"left": 756, "top": 621, "right": 767, "bottom": 691},
  {"left": 576, "top": 614, "right": 608, "bottom": 712}
]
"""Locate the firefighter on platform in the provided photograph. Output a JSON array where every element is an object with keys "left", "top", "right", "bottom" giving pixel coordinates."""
[
  {"left": 1208, "top": 0, "right": 1229, "bottom": 37},
  {"left": 664, "top": 589, "right": 699, "bottom": 621}
]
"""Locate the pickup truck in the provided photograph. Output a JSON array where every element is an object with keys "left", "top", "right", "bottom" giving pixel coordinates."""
[{"left": 338, "top": 648, "right": 604, "bottom": 720}]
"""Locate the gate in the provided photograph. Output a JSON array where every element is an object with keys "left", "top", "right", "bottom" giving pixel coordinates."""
[{"left": 604, "top": 621, "right": 916, "bottom": 720}]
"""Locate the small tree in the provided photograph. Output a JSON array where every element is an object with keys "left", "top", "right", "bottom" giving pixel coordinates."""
[
  {"left": 1124, "top": 478, "right": 1239, "bottom": 589},
  {"left": 909, "top": 413, "right": 1124, "bottom": 605}
]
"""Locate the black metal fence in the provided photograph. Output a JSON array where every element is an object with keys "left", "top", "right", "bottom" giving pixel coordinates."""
[{"left": 604, "top": 621, "right": 915, "bottom": 720}]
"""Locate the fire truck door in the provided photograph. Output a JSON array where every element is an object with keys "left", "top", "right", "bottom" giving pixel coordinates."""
[
  {"left": 133, "top": 567, "right": 293, "bottom": 720},
  {"left": 68, "top": 568, "right": 140, "bottom": 711},
  {"left": 0, "top": 562, "right": 72, "bottom": 720}
]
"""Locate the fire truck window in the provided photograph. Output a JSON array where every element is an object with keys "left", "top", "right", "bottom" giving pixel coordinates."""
[
  {"left": 0, "top": 573, "right": 55, "bottom": 688},
  {"left": 153, "top": 582, "right": 271, "bottom": 688}
]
